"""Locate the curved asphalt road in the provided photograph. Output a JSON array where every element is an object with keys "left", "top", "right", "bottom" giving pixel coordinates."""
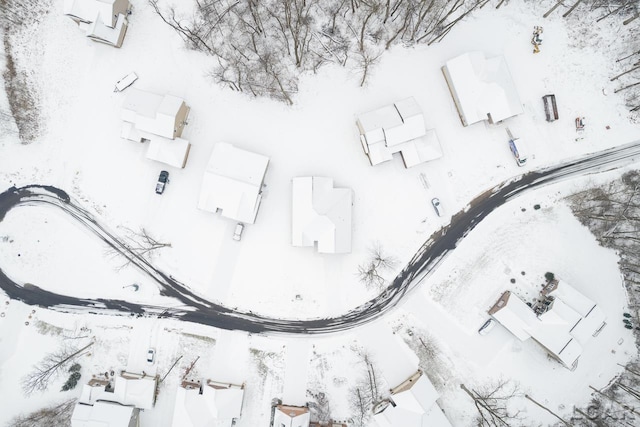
[{"left": 1, "top": 140, "right": 640, "bottom": 334}]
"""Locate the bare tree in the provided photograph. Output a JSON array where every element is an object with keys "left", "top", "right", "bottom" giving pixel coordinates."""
[
  {"left": 21, "top": 341, "right": 94, "bottom": 396},
  {"left": 8, "top": 399, "right": 76, "bottom": 427},
  {"left": 105, "top": 226, "right": 171, "bottom": 270},
  {"left": 348, "top": 350, "right": 383, "bottom": 427},
  {"left": 357, "top": 242, "right": 398, "bottom": 291},
  {"left": 460, "top": 380, "right": 522, "bottom": 427}
]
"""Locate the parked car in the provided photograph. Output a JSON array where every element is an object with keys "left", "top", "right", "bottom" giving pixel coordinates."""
[
  {"left": 431, "top": 198, "right": 443, "bottom": 217},
  {"left": 508, "top": 137, "right": 529, "bottom": 167},
  {"left": 478, "top": 319, "right": 496, "bottom": 336},
  {"left": 155, "top": 170, "right": 169, "bottom": 194},
  {"left": 146, "top": 348, "right": 155, "bottom": 364},
  {"left": 233, "top": 223, "right": 245, "bottom": 241}
]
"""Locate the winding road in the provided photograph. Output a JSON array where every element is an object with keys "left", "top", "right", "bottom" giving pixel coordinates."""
[{"left": 1, "top": 140, "right": 640, "bottom": 334}]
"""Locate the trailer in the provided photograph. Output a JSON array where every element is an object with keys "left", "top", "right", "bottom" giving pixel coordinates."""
[
  {"left": 542, "top": 94, "right": 558, "bottom": 122},
  {"left": 114, "top": 72, "right": 138, "bottom": 92}
]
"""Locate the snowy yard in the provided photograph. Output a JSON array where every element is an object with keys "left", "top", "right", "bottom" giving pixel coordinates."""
[{"left": 1, "top": 0, "right": 639, "bottom": 426}]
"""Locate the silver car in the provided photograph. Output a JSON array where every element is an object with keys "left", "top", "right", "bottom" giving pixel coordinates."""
[{"left": 431, "top": 198, "right": 443, "bottom": 217}]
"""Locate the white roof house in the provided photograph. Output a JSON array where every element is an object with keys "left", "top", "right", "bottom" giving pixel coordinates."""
[
  {"left": 356, "top": 97, "right": 443, "bottom": 168},
  {"left": 291, "top": 177, "right": 353, "bottom": 254},
  {"left": 442, "top": 52, "right": 523, "bottom": 126},
  {"left": 78, "top": 372, "right": 157, "bottom": 410},
  {"left": 71, "top": 401, "right": 139, "bottom": 427},
  {"left": 122, "top": 89, "right": 190, "bottom": 140},
  {"left": 273, "top": 404, "right": 310, "bottom": 427},
  {"left": 121, "top": 89, "right": 191, "bottom": 168},
  {"left": 172, "top": 380, "right": 245, "bottom": 427},
  {"left": 63, "top": 0, "right": 129, "bottom": 48},
  {"left": 374, "top": 371, "right": 452, "bottom": 427},
  {"left": 489, "top": 282, "right": 606, "bottom": 370},
  {"left": 198, "top": 142, "right": 270, "bottom": 224}
]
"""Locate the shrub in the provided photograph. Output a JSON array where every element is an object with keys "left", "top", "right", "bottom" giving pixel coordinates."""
[{"left": 61, "top": 372, "right": 81, "bottom": 392}]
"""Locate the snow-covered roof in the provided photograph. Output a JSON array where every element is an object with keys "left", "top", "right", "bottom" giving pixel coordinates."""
[
  {"left": 374, "top": 372, "right": 452, "bottom": 427},
  {"left": 356, "top": 98, "right": 442, "bottom": 168},
  {"left": 64, "top": 0, "right": 128, "bottom": 28},
  {"left": 489, "top": 291, "right": 537, "bottom": 341},
  {"left": 542, "top": 280, "right": 597, "bottom": 317},
  {"left": 273, "top": 405, "right": 310, "bottom": 427},
  {"left": 198, "top": 142, "right": 269, "bottom": 224},
  {"left": 122, "top": 89, "right": 189, "bottom": 140},
  {"left": 113, "top": 373, "right": 156, "bottom": 410},
  {"left": 489, "top": 288, "right": 596, "bottom": 369},
  {"left": 71, "top": 401, "right": 137, "bottom": 427},
  {"left": 171, "top": 380, "right": 244, "bottom": 427},
  {"left": 84, "top": 13, "right": 127, "bottom": 47},
  {"left": 442, "top": 52, "right": 523, "bottom": 126},
  {"left": 79, "top": 372, "right": 156, "bottom": 410},
  {"left": 291, "top": 177, "right": 352, "bottom": 254},
  {"left": 146, "top": 136, "right": 191, "bottom": 169}
]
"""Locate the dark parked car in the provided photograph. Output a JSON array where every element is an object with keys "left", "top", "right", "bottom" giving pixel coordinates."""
[{"left": 155, "top": 171, "right": 169, "bottom": 194}]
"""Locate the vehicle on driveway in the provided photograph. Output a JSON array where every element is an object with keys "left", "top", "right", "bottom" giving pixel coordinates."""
[
  {"left": 233, "top": 223, "right": 245, "bottom": 241},
  {"left": 155, "top": 171, "right": 169, "bottom": 194},
  {"left": 147, "top": 348, "right": 155, "bottom": 364},
  {"left": 478, "top": 319, "right": 496, "bottom": 335},
  {"left": 431, "top": 198, "right": 443, "bottom": 217}
]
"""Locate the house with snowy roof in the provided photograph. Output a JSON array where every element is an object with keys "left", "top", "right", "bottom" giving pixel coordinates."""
[
  {"left": 120, "top": 88, "right": 191, "bottom": 168},
  {"left": 356, "top": 97, "right": 443, "bottom": 168},
  {"left": 71, "top": 400, "right": 139, "bottom": 427},
  {"left": 272, "top": 404, "right": 310, "bottom": 427},
  {"left": 198, "top": 142, "right": 270, "bottom": 224},
  {"left": 171, "top": 379, "right": 245, "bottom": 427},
  {"left": 442, "top": 52, "right": 523, "bottom": 126},
  {"left": 373, "top": 370, "right": 452, "bottom": 427},
  {"left": 292, "top": 177, "right": 353, "bottom": 254},
  {"left": 63, "top": 0, "right": 129, "bottom": 48},
  {"left": 77, "top": 371, "right": 157, "bottom": 410},
  {"left": 489, "top": 280, "right": 606, "bottom": 369}
]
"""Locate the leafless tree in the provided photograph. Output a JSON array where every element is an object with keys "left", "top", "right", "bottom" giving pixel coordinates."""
[
  {"left": 348, "top": 350, "right": 383, "bottom": 427},
  {"left": 105, "top": 226, "right": 171, "bottom": 270},
  {"left": 357, "top": 242, "right": 398, "bottom": 291},
  {"left": 21, "top": 341, "right": 94, "bottom": 396},
  {"left": 460, "top": 380, "right": 522, "bottom": 427},
  {"left": 7, "top": 399, "right": 76, "bottom": 427}
]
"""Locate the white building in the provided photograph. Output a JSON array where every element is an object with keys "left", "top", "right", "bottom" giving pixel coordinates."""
[
  {"left": 442, "top": 52, "right": 523, "bottom": 126},
  {"left": 374, "top": 370, "right": 452, "bottom": 427},
  {"left": 172, "top": 379, "right": 245, "bottom": 427},
  {"left": 272, "top": 404, "right": 310, "bottom": 427},
  {"left": 78, "top": 372, "right": 157, "bottom": 410},
  {"left": 63, "top": 0, "right": 129, "bottom": 48},
  {"left": 489, "top": 281, "right": 606, "bottom": 369},
  {"left": 356, "top": 97, "right": 443, "bottom": 168},
  {"left": 291, "top": 177, "right": 353, "bottom": 254},
  {"left": 121, "top": 89, "right": 191, "bottom": 168},
  {"left": 71, "top": 401, "right": 139, "bottom": 427},
  {"left": 198, "top": 142, "right": 270, "bottom": 224}
]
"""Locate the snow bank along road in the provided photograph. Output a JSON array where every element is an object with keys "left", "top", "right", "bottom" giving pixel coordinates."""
[{"left": 1, "top": 140, "right": 640, "bottom": 334}]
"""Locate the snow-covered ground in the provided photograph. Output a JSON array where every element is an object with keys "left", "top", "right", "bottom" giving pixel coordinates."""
[{"left": 0, "top": 0, "right": 639, "bottom": 426}]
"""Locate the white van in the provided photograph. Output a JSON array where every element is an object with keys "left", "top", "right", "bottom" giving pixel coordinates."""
[{"left": 508, "top": 137, "right": 529, "bottom": 167}]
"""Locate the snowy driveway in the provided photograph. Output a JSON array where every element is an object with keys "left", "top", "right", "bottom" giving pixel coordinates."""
[{"left": 1, "top": 140, "right": 640, "bottom": 334}]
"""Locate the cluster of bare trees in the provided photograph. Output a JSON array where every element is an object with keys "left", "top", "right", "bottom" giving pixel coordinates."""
[
  {"left": 0, "top": 0, "right": 49, "bottom": 143},
  {"left": 569, "top": 170, "right": 640, "bottom": 319},
  {"left": 7, "top": 398, "right": 76, "bottom": 427},
  {"left": 461, "top": 380, "right": 522, "bottom": 426},
  {"left": 543, "top": 0, "right": 640, "bottom": 117},
  {"left": 150, "top": 0, "right": 485, "bottom": 103},
  {"left": 21, "top": 341, "right": 93, "bottom": 396}
]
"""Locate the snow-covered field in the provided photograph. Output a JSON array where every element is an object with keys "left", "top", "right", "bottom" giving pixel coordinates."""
[{"left": 1, "top": 0, "right": 639, "bottom": 426}]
